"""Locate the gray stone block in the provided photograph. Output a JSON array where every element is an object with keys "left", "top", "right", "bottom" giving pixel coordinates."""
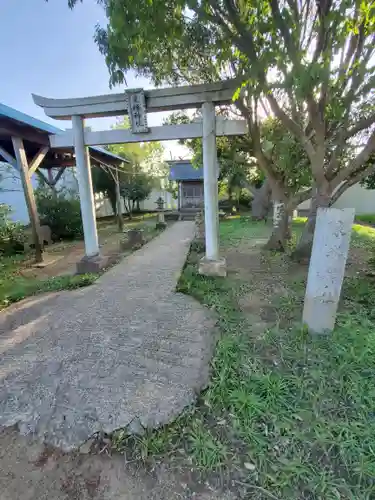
[
  {"left": 199, "top": 257, "right": 227, "bottom": 277},
  {"left": 76, "top": 254, "right": 110, "bottom": 274},
  {"left": 128, "top": 228, "right": 145, "bottom": 246}
]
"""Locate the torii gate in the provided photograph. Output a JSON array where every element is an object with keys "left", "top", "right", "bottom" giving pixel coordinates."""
[{"left": 33, "top": 80, "right": 247, "bottom": 276}]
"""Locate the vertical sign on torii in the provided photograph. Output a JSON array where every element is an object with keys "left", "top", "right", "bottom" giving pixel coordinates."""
[
  {"left": 33, "top": 80, "right": 247, "bottom": 276},
  {"left": 127, "top": 89, "right": 148, "bottom": 133}
]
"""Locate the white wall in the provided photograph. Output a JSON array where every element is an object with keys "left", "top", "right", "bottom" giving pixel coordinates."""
[
  {"left": 298, "top": 183, "right": 375, "bottom": 215},
  {"left": 332, "top": 183, "right": 375, "bottom": 214},
  {"left": 95, "top": 188, "right": 178, "bottom": 218},
  {"left": 139, "top": 189, "right": 177, "bottom": 211},
  {"left": 0, "top": 163, "right": 37, "bottom": 223},
  {"left": 0, "top": 163, "right": 80, "bottom": 224}
]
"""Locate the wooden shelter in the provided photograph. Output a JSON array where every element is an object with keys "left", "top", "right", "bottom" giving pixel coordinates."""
[{"left": 0, "top": 103, "right": 125, "bottom": 262}]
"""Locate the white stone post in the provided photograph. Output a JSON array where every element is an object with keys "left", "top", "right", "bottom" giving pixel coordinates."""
[
  {"left": 72, "top": 115, "right": 99, "bottom": 258},
  {"left": 72, "top": 116, "right": 107, "bottom": 274},
  {"left": 303, "top": 207, "right": 355, "bottom": 334},
  {"left": 199, "top": 102, "right": 226, "bottom": 277}
]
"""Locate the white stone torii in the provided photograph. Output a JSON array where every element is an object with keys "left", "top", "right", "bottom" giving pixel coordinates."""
[{"left": 33, "top": 80, "right": 247, "bottom": 276}]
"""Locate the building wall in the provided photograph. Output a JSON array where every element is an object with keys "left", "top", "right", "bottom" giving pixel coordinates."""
[
  {"left": 95, "top": 188, "right": 178, "bottom": 218},
  {"left": 181, "top": 180, "right": 204, "bottom": 208},
  {"left": 0, "top": 162, "right": 37, "bottom": 223},
  {"left": 298, "top": 183, "right": 375, "bottom": 215},
  {"left": 0, "top": 163, "right": 79, "bottom": 223}
]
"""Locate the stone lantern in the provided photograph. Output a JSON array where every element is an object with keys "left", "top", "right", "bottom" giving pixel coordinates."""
[{"left": 155, "top": 197, "right": 167, "bottom": 229}]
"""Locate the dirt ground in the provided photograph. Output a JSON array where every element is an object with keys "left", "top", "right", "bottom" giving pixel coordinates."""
[
  {"left": 0, "top": 217, "right": 236, "bottom": 500},
  {"left": 1, "top": 220, "right": 368, "bottom": 500},
  {"left": 20, "top": 217, "right": 156, "bottom": 280},
  {"left": 224, "top": 225, "right": 369, "bottom": 329},
  {"left": 0, "top": 429, "right": 235, "bottom": 500}
]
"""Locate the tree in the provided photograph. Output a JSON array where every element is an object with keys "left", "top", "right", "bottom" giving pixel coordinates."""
[
  {"left": 107, "top": 117, "right": 167, "bottom": 176},
  {"left": 0, "top": 162, "right": 21, "bottom": 193},
  {"left": 360, "top": 152, "right": 375, "bottom": 190},
  {"left": 120, "top": 165, "right": 153, "bottom": 217},
  {"left": 68, "top": 0, "right": 375, "bottom": 254},
  {"left": 167, "top": 111, "right": 310, "bottom": 227},
  {"left": 91, "top": 164, "right": 118, "bottom": 214},
  {"left": 91, "top": 117, "right": 167, "bottom": 218}
]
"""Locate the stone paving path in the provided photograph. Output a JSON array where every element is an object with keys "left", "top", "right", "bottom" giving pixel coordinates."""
[{"left": 0, "top": 222, "right": 215, "bottom": 451}]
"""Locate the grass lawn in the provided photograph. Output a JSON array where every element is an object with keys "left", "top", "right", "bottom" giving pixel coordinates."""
[
  {"left": 115, "top": 216, "right": 375, "bottom": 500},
  {"left": 0, "top": 255, "right": 97, "bottom": 310},
  {"left": 0, "top": 215, "right": 161, "bottom": 311},
  {"left": 355, "top": 214, "right": 375, "bottom": 226}
]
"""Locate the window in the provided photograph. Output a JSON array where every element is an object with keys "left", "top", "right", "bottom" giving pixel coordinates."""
[{"left": 183, "top": 184, "right": 203, "bottom": 198}]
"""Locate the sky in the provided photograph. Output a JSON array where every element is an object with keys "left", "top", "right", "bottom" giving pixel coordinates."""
[{"left": 0, "top": 0, "right": 187, "bottom": 159}]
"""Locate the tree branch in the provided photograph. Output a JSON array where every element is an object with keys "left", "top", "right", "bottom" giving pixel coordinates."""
[
  {"left": 266, "top": 93, "right": 316, "bottom": 159},
  {"left": 269, "top": 0, "right": 298, "bottom": 61},
  {"left": 330, "top": 162, "right": 375, "bottom": 206},
  {"left": 241, "top": 180, "right": 259, "bottom": 196},
  {"left": 345, "top": 113, "right": 375, "bottom": 140},
  {"left": 331, "top": 129, "right": 375, "bottom": 189},
  {"left": 235, "top": 98, "right": 281, "bottom": 184},
  {"left": 290, "top": 187, "right": 313, "bottom": 208}
]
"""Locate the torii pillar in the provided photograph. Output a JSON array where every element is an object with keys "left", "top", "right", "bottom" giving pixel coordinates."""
[
  {"left": 198, "top": 102, "right": 226, "bottom": 277},
  {"left": 72, "top": 116, "right": 108, "bottom": 274}
]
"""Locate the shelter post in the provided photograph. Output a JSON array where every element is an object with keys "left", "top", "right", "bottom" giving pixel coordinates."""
[{"left": 11, "top": 136, "right": 43, "bottom": 263}]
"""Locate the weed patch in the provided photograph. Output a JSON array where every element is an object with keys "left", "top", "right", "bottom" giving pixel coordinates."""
[
  {"left": 0, "top": 273, "right": 98, "bottom": 310},
  {"left": 112, "top": 218, "right": 375, "bottom": 499}
]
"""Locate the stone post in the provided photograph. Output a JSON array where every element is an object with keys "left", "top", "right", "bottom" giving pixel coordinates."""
[
  {"left": 199, "top": 102, "right": 226, "bottom": 277},
  {"left": 73, "top": 116, "right": 109, "bottom": 274},
  {"left": 72, "top": 115, "right": 99, "bottom": 258},
  {"left": 302, "top": 207, "right": 355, "bottom": 334}
]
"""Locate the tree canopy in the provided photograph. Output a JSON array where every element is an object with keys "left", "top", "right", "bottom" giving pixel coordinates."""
[
  {"left": 91, "top": 117, "right": 167, "bottom": 215},
  {"left": 67, "top": 0, "right": 375, "bottom": 251}
]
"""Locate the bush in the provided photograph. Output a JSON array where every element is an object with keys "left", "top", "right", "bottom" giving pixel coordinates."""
[
  {"left": 238, "top": 188, "right": 252, "bottom": 207},
  {"left": 36, "top": 188, "right": 83, "bottom": 240},
  {"left": 0, "top": 204, "right": 25, "bottom": 254}
]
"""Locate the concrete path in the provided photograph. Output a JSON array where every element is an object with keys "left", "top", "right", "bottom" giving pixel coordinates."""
[{"left": 0, "top": 222, "right": 215, "bottom": 451}]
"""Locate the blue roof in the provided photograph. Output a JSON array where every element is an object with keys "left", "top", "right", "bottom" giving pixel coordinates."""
[
  {"left": 0, "top": 102, "right": 127, "bottom": 164},
  {"left": 169, "top": 160, "right": 203, "bottom": 181},
  {"left": 0, "top": 103, "right": 62, "bottom": 135}
]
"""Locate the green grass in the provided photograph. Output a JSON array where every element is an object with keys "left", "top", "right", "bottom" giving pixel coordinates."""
[
  {"left": 0, "top": 250, "right": 100, "bottom": 311},
  {"left": 355, "top": 214, "right": 375, "bottom": 226},
  {"left": 351, "top": 223, "right": 375, "bottom": 251},
  {"left": 0, "top": 268, "right": 98, "bottom": 310},
  {"left": 113, "top": 217, "right": 375, "bottom": 499}
]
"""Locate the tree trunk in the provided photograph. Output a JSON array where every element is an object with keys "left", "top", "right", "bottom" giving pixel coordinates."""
[
  {"left": 251, "top": 179, "right": 271, "bottom": 220},
  {"left": 292, "top": 183, "right": 332, "bottom": 261},
  {"left": 228, "top": 185, "right": 233, "bottom": 202},
  {"left": 264, "top": 201, "right": 290, "bottom": 251},
  {"left": 115, "top": 171, "right": 123, "bottom": 232},
  {"left": 123, "top": 197, "right": 133, "bottom": 219},
  {"left": 108, "top": 191, "right": 117, "bottom": 216}
]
